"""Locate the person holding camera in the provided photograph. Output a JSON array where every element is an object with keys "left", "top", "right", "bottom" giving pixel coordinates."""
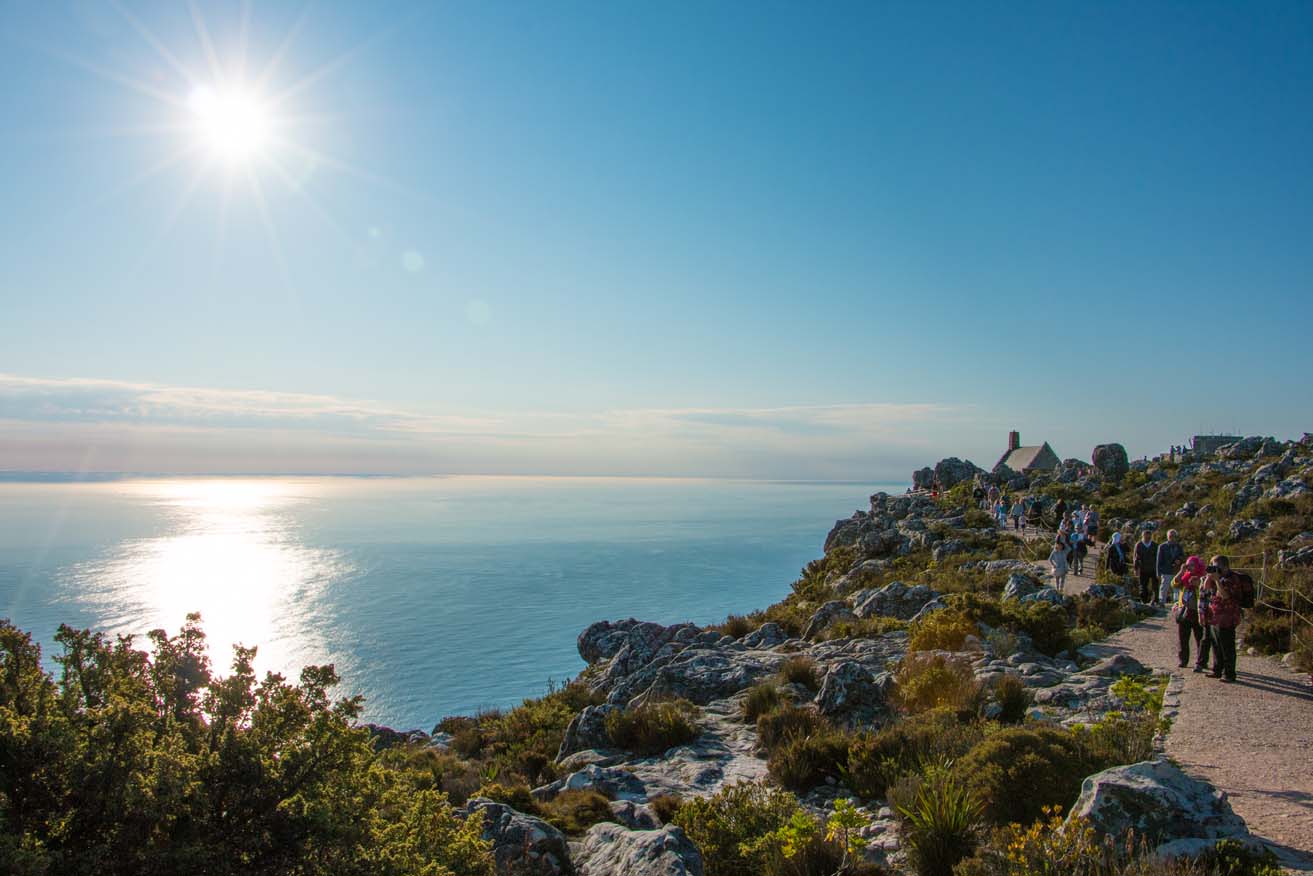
[
  {"left": 1199, "top": 554, "right": 1243, "bottom": 682},
  {"left": 1171, "top": 555, "right": 1206, "bottom": 670}
]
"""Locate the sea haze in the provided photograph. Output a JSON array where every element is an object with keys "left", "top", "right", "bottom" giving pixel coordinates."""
[{"left": 0, "top": 476, "right": 899, "bottom": 729}]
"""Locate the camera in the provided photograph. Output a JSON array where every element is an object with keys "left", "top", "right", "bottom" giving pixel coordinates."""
[{"left": 1205, "top": 564, "right": 1221, "bottom": 573}]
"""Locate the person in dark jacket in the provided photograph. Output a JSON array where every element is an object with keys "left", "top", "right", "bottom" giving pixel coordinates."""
[
  {"left": 1133, "top": 530, "right": 1160, "bottom": 605},
  {"left": 1156, "top": 530, "right": 1186, "bottom": 604},
  {"left": 1171, "top": 555, "right": 1207, "bottom": 670},
  {"left": 1200, "top": 555, "right": 1243, "bottom": 682},
  {"left": 1106, "top": 531, "right": 1129, "bottom": 582}
]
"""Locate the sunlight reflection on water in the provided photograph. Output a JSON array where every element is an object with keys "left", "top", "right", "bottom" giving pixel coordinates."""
[{"left": 57, "top": 479, "right": 347, "bottom": 677}]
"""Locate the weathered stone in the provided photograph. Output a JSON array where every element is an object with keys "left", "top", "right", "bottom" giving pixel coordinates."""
[
  {"left": 464, "top": 798, "right": 574, "bottom": 876},
  {"left": 535, "top": 764, "right": 647, "bottom": 803},
  {"left": 607, "top": 800, "right": 662, "bottom": 831},
  {"left": 605, "top": 643, "right": 787, "bottom": 706},
  {"left": 851, "top": 581, "right": 940, "bottom": 621},
  {"left": 1001, "top": 573, "right": 1042, "bottom": 602},
  {"left": 912, "top": 467, "right": 935, "bottom": 490},
  {"left": 932, "top": 539, "right": 970, "bottom": 563},
  {"left": 740, "top": 623, "right": 789, "bottom": 649},
  {"left": 933, "top": 457, "right": 986, "bottom": 489},
  {"left": 1067, "top": 760, "right": 1250, "bottom": 855},
  {"left": 1227, "top": 518, "right": 1268, "bottom": 542},
  {"left": 1020, "top": 588, "right": 1067, "bottom": 607},
  {"left": 909, "top": 597, "right": 949, "bottom": 623},
  {"left": 1092, "top": 444, "right": 1130, "bottom": 480},
  {"left": 559, "top": 705, "right": 620, "bottom": 760},
  {"left": 801, "top": 600, "right": 857, "bottom": 640},
  {"left": 814, "top": 663, "right": 894, "bottom": 723},
  {"left": 573, "top": 823, "right": 703, "bottom": 876}
]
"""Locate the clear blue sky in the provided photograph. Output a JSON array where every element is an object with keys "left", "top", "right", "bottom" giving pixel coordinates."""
[{"left": 1, "top": 2, "right": 1310, "bottom": 479}]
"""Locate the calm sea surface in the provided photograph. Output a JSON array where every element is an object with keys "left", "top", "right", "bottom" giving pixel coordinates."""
[{"left": 0, "top": 476, "right": 897, "bottom": 729}]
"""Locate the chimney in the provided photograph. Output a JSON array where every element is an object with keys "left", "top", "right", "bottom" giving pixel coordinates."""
[{"left": 1008, "top": 430, "right": 1020, "bottom": 452}]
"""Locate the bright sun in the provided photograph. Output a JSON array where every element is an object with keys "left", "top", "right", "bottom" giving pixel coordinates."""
[{"left": 188, "top": 85, "right": 271, "bottom": 164}]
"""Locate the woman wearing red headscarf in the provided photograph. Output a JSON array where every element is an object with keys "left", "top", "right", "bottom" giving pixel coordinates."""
[{"left": 1172, "top": 555, "right": 1207, "bottom": 670}]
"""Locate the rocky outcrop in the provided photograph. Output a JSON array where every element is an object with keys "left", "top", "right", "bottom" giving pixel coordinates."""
[
  {"left": 607, "top": 800, "right": 662, "bottom": 831},
  {"left": 1001, "top": 572, "right": 1043, "bottom": 602},
  {"left": 814, "top": 663, "right": 893, "bottom": 724},
  {"left": 801, "top": 600, "right": 857, "bottom": 640},
  {"left": 1067, "top": 760, "right": 1252, "bottom": 857},
  {"left": 572, "top": 824, "right": 704, "bottom": 876},
  {"left": 465, "top": 798, "right": 575, "bottom": 876},
  {"left": 559, "top": 705, "right": 620, "bottom": 760},
  {"left": 851, "top": 581, "right": 940, "bottom": 620},
  {"left": 534, "top": 763, "right": 647, "bottom": 803},
  {"left": 933, "top": 457, "right": 986, "bottom": 489},
  {"left": 1092, "top": 444, "right": 1129, "bottom": 480},
  {"left": 604, "top": 640, "right": 787, "bottom": 706}
]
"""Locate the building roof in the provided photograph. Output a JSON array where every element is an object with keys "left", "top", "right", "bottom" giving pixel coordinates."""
[{"left": 999, "top": 443, "right": 1056, "bottom": 472}]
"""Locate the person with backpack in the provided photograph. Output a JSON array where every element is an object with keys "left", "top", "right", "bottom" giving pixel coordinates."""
[
  {"left": 1156, "top": 529, "right": 1186, "bottom": 605},
  {"left": 1071, "top": 528, "right": 1088, "bottom": 575},
  {"left": 1200, "top": 555, "right": 1246, "bottom": 682},
  {"left": 1052, "top": 497, "right": 1068, "bottom": 527},
  {"left": 1027, "top": 498, "right": 1044, "bottom": 532},
  {"left": 1084, "top": 506, "right": 1100, "bottom": 546},
  {"left": 1009, "top": 498, "right": 1025, "bottom": 532},
  {"left": 1133, "top": 529, "right": 1160, "bottom": 605},
  {"left": 1171, "top": 555, "right": 1207, "bottom": 670}
]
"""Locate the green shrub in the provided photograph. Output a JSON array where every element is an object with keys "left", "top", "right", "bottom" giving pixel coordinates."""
[
  {"left": 1000, "top": 602, "right": 1072, "bottom": 657},
  {"left": 715, "top": 614, "right": 756, "bottom": 639},
  {"left": 824, "top": 615, "right": 909, "bottom": 640},
  {"left": 1243, "top": 613, "right": 1291, "bottom": 654},
  {"left": 671, "top": 781, "right": 803, "bottom": 876},
  {"left": 473, "top": 781, "right": 540, "bottom": 814},
  {"left": 909, "top": 609, "right": 979, "bottom": 652},
  {"left": 779, "top": 656, "right": 821, "bottom": 690},
  {"left": 844, "top": 708, "right": 987, "bottom": 800},
  {"left": 986, "top": 628, "right": 1019, "bottom": 658},
  {"left": 1075, "top": 596, "right": 1138, "bottom": 635},
  {"left": 606, "top": 698, "right": 701, "bottom": 755},
  {"left": 946, "top": 591, "right": 1006, "bottom": 628},
  {"left": 954, "top": 726, "right": 1091, "bottom": 826},
  {"left": 992, "top": 674, "right": 1030, "bottom": 725},
  {"left": 1075, "top": 676, "right": 1169, "bottom": 767},
  {"left": 540, "top": 789, "right": 616, "bottom": 835},
  {"left": 0, "top": 616, "right": 496, "bottom": 876},
  {"left": 742, "top": 682, "right": 785, "bottom": 723},
  {"left": 756, "top": 704, "right": 831, "bottom": 751},
  {"left": 401, "top": 747, "right": 484, "bottom": 805},
  {"left": 767, "top": 728, "right": 851, "bottom": 792},
  {"left": 899, "top": 764, "right": 984, "bottom": 876},
  {"left": 893, "top": 653, "right": 984, "bottom": 716}
]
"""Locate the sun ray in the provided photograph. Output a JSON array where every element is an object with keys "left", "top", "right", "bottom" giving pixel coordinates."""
[
  {"left": 263, "top": 153, "right": 365, "bottom": 260},
  {"left": 254, "top": 2, "right": 314, "bottom": 94},
  {"left": 212, "top": 171, "right": 236, "bottom": 273},
  {"left": 272, "top": 134, "right": 431, "bottom": 203},
  {"left": 130, "top": 161, "right": 210, "bottom": 278},
  {"left": 72, "top": 145, "right": 200, "bottom": 219},
  {"left": 236, "top": 0, "right": 253, "bottom": 83},
  {"left": 187, "top": 0, "right": 226, "bottom": 88},
  {"left": 16, "top": 121, "right": 192, "bottom": 144},
  {"left": 38, "top": 41, "right": 191, "bottom": 110},
  {"left": 267, "top": 26, "right": 395, "bottom": 110},
  {"left": 110, "top": 0, "right": 203, "bottom": 87},
  {"left": 244, "top": 166, "right": 298, "bottom": 300}
]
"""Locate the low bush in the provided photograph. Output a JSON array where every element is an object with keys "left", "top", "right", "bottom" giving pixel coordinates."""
[
  {"left": 779, "top": 655, "right": 821, "bottom": 690},
  {"left": 714, "top": 614, "right": 756, "bottom": 639},
  {"left": 985, "top": 628, "right": 1019, "bottom": 658},
  {"left": 893, "top": 653, "right": 984, "bottom": 716},
  {"left": 401, "top": 747, "right": 484, "bottom": 805},
  {"left": 898, "top": 763, "right": 984, "bottom": 876},
  {"left": 954, "top": 726, "right": 1090, "bottom": 826},
  {"left": 671, "top": 781, "right": 803, "bottom": 876},
  {"left": 767, "top": 728, "right": 851, "bottom": 792},
  {"left": 473, "top": 781, "right": 540, "bottom": 814},
  {"left": 1000, "top": 601, "right": 1072, "bottom": 657},
  {"left": 844, "top": 708, "right": 987, "bottom": 799},
  {"left": 742, "top": 682, "right": 785, "bottom": 723},
  {"left": 756, "top": 704, "right": 831, "bottom": 751},
  {"left": 649, "top": 793, "right": 684, "bottom": 824},
  {"left": 540, "top": 788, "right": 616, "bottom": 835},
  {"left": 1076, "top": 596, "right": 1138, "bottom": 635},
  {"left": 823, "top": 615, "right": 909, "bottom": 640},
  {"left": 1075, "top": 675, "right": 1168, "bottom": 767},
  {"left": 1243, "top": 613, "right": 1291, "bottom": 654},
  {"left": 991, "top": 674, "right": 1030, "bottom": 724},
  {"left": 909, "top": 609, "right": 979, "bottom": 652},
  {"left": 606, "top": 698, "right": 701, "bottom": 755}
]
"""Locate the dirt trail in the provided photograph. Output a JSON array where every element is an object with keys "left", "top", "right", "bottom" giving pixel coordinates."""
[{"left": 1001, "top": 519, "right": 1313, "bottom": 870}]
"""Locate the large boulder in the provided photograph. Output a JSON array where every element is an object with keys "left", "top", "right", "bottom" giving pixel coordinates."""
[
  {"left": 605, "top": 642, "right": 787, "bottom": 706},
  {"left": 814, "top": 663, "right": 894, "bottom": 724},
  {"left": 1217, "top": 437, "right": 1264, "bottom": 460},
  {"left": 932, "top": 539, "right": 970, "bottom": 563},
  {"left": 573, "top": 823, "right": 704, "bottom": 876},
  {"left": 912, "top": 467, "right": 935, "bottom": 490},
  {"left": 464, "top": 798, "right": 574, "bottom": 875},
  {"left": 1091, "top": 444, "right": 1129, "bottom": 481},
  {"left": 1001, "top": 573, "right": 1043, "bottom": 602},
  {"left": 801, "top": 600, "right": 857, "bottom": 640},
  {"left": 534, "top": 764, "right": 647, "bottom": 803},
  {"left": 559, "top": 704, "right": 620, "bottom": 760},
  {"left": 851, "top": 581, "right": 940, "bottom": 621},
  {"left": 1067, "top": 760, "right": 1251, "bottom": 857},
  {"left": 933, "top": 457, "right": 986, "bottom": 489}
]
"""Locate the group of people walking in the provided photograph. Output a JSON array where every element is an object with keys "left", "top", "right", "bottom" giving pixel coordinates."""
[
  {"left": 1044, "top": 499, "right": 1099, "bottom": 593},
  {"left": 1100, "top": 527, "right": 1249, "bottom": 683}
]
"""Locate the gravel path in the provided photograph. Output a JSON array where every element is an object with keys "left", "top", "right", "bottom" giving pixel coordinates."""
[{"left": 1003, "top": 521, "right": 1313, "bottom": 869}]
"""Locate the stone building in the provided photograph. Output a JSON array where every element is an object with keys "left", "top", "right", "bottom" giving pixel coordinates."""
[
  {"left": 1190, "top": 435, "right": 1243, "bottom": 457},
  {"left": 995, "top": 430, "right": 1060, "bottom": 473}
]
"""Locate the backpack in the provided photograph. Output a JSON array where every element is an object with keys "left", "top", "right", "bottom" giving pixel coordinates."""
[{"left": 1234, "top": 571, "right": 1256, "bottom": 609}]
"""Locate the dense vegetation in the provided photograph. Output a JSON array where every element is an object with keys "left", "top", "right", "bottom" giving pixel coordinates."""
[{"left": 0, "top": 614, "right": 492, "bottom": 876}]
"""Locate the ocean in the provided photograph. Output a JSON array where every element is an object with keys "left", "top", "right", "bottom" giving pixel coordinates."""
[{"left": 0, "top": 476, "right": 897, "bottom": 729}]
